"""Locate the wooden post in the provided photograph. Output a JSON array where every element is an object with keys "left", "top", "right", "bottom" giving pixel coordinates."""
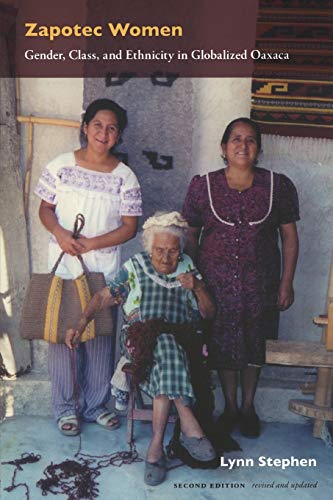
[
  {"left": 313, "top": 367, "right": 333, "bottom": 437},
  {"left": 17, "top": 115, "right": 80, "bottom": 128},
  {"left": 325, "top": 255, "right": 333, "bottom": 350},
  {"left": 312, "top": 254, "right": 333, "bottom": 436},
  {"left": 24, "top": 121, "right": 33, "bottom": 218}
]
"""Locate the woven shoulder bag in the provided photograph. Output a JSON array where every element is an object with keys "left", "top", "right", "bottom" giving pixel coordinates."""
[{"left": 20, "top": 214, "right": 113, "bottom": 344}]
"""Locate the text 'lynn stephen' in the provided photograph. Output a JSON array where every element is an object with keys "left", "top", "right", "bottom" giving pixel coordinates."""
[{"left": 24, "top": 23, "right": 183, "bottom": 41}]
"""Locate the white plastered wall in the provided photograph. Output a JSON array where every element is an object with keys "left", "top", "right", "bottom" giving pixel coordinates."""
[{"left": 19, "top": 78, "right": 84, "bottom": 372}]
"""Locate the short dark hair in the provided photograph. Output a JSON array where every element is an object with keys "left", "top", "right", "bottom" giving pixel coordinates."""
[{"left": 221, "top": 117, "right": 262, "bottom": 151}]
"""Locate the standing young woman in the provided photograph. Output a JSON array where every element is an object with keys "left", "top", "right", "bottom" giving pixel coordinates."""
[
  {"left": 183, "top": 118, "right": 299, "bottom": 438},
  {"left": 35, "top": 99, "right": 142, "bottom": 435}
]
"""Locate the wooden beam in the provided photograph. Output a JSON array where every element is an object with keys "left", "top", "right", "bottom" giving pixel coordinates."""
[
  {"left": 17, "top": 115, "right": 80, "bottom": 128},
  {"left": 23, "top": 121, "right": 33, "bottom": 218}
]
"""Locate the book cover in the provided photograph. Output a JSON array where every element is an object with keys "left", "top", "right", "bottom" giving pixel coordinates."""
[{"left": 1, "top": 1, "right": 332, "bottom": 499}]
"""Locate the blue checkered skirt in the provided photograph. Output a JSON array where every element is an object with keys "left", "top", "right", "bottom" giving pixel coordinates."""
[{"left": 140, "top": 333, "right": 194, "bottom": 402}]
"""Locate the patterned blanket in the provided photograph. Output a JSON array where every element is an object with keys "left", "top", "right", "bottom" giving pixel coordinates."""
[{"left": 251, "top": 0, "right": 333, "bottom": 139}]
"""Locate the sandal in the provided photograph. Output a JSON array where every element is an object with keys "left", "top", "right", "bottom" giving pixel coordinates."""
[
  {"left": 96, "top": 412, "right": 120, "bottom": 430},
  {"left": 144, "top": 454, "right": 167, "bottom": 486},
  {"left": 58, "top": 415, "right": 80, "bottom": 436},
  {"left": 179, "top": 432, "right": 216, "bottom": 462}
]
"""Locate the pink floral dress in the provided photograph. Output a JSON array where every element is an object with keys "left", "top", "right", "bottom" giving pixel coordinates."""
[{"left": 183, "top": 167, "right": 299, "bottom": 369}]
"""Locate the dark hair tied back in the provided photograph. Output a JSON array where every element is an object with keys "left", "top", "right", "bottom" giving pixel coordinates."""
[
  {"left": 221, "top": 117, "right": 262, "bottom": 151},
  {"left": 80, "top": 98, "right": 128, "bottom": 150},
  {"left": 82, "top": 98, "right": 127, "bottom": 132}
]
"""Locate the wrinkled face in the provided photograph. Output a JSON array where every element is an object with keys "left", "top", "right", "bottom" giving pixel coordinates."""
[
  {"left": 84, "top": 110, "right": 120, "bottom": 154},
  {"left": 150, "top": 233, "right": 181, "bottom": 275},
  {"left": 222, "top": 122, "right": 259, "bottom": 168}
]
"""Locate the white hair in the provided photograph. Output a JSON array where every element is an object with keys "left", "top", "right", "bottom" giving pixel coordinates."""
[
  {"left": 142, "top": 211, "right": 189, "bottom": 253},
  {"left": 142, "top": 225, "right": 187, "bottom": 253}
]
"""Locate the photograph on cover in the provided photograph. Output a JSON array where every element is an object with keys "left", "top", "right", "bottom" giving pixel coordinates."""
[{"left": 1, "top": 0, "right": 333, "bottom": 499}]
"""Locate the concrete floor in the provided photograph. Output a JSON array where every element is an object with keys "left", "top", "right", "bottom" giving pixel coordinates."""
[{"left": 1, "top": 417, "right": 332, "bottom": 500}]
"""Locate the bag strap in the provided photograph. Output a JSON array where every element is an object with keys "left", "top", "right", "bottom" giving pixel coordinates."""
[{"left": 51, "top": 214, "right": 90, "bottom": 275}]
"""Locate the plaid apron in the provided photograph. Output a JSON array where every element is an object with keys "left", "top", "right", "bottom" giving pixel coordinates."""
[{"left": 128, "top": 253, "right": 196, "bottom": 402}]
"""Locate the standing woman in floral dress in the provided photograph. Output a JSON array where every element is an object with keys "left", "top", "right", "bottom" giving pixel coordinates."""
[
  {"left": 35, "top": 98, "right": 142, "bottom": 435},
  {"left": 183, "top": 117, "right": 299, "bottom": 437}
]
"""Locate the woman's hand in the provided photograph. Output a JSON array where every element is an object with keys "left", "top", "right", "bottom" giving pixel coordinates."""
[
  {"left": 39, "top": 200, "right": 84, "bottom": 255},
  {"left": 65, "top": 328, "right": 82, "bottom": 349},
  {"left": 65, "top": 317, "right": 88, "bottom": 349},
  {"left": 277, "top": 280, "right": 294, "bottom": 310},
  {"left": 177, "top": 272, "right": 206, "bottom": 294},
  {"left": 177, "top": 272, "right": 199, "bottom": 290},
  {"left": 177, "top": 272, "right": 216, "bottom": 319},
  {"left": 53, "top": 226, "right": 85, "bottom": 256},
  {"left": 77, "top": 235, "right": 96, "bottom": 254}
]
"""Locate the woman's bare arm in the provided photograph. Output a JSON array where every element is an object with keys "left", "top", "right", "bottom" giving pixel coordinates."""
[
  {"left": 278, "top": 222, "right": 299, "bottom": 310},
  {"left": 65, "top": 287, "right": 120, "bottom": 348},
  {"left": 39, "top": 200, "right": 84, "bottom": 255}
]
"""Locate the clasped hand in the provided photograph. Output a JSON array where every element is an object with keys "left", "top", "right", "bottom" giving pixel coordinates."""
[
  {"left": 177, "top": 272, "right": 203, "bottom": 292},
  {"left": 54, "top": 226, "right": 94, "bottom": 256}
]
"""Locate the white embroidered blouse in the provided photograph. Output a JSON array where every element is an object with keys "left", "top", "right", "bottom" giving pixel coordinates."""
[{"left": 35, "top": 151, "right": 142, "bottom": 281}]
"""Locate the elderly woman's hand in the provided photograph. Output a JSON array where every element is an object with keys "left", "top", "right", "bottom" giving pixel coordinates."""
[
  {"left": 65, "top": 328, "right": 79, "bottom": 349},
  {"left": 65, "top": 329, "right": 81, "bottom": 349},
  {"left": 177, "top": 272, "right": 216, "bottom": 319},
  {"left": 177, "top": 272, "right": 197, "bottom": 290},
  {"left": 65, "top": 317, "right": 88, "bottom": 349}
]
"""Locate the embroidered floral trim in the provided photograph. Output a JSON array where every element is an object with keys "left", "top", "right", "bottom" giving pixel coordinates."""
[
  {"left": 123, "top": 187, "right": 142, "bottom": 200},
  {"left": 58, "top": 167, "right": 124, "bottom": 194},
  {"left": 35, "top": 184, "right": 55, "bottom": 203},
  {"left": 97, "top": 246, "right": 118, "bottom": 254},
  {"left": 121, "top": 202, "right": 143, "bottom": 216},
  {"left": 40, "top": 169, "right": 57, "bottom": 189}
]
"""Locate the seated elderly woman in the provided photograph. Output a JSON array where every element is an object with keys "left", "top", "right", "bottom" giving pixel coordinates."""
[{"left": 66, "top": 211, "right": 216, "bottom": 486}]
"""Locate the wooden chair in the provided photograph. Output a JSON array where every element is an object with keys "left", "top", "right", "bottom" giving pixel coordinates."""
[
  {"left": 266, "top": 254, "right": 333, "bottom": 438},
  {"left": 122, "top": 363, "right": 177, "bottom": 445}
]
